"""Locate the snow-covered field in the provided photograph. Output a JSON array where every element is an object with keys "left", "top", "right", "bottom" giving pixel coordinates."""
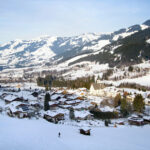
[
  {"left": 102, "top": 74, "right": 150, "bottom": 87},
  {"left": 0, "top": 115, "right": 150, "bottom": 150}
]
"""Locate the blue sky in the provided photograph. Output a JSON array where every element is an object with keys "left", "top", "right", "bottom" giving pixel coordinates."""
[{"left": 0, "top": 0, "right": 150, "bottom": 43}]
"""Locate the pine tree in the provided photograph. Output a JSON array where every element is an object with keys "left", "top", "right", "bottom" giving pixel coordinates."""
[
  {"left": 120, "top": 98, "right": 128, "bottom": 117},
  {"left": 104, "top": 120, "right": 109, "bottom": 127},
  {"left": 128, "top": 66, "right": 133, "bottom": 72},
  {"left": 44, "top": 93, "right": 50, "bottom": 111},
  {"left": 69, "top": 107, "right": 75, "bottom": 120},
  {"left": 133, "top": 94, "right": 145, "bottom": 113}
]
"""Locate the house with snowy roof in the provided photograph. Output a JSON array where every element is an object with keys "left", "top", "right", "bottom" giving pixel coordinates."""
[
  {"left": 43, "top": 110, "right": 64, "bottom": 123},
  {"left": 51, "top": 94, "right": 63, "bottom": 101},
  {"left": 49, "top": 101, "right": 59, "bottom": 110},
  {"left": 6, "top": 101, "right": 29, "bottom": 118},
  {"left": 128, "top": 116, "right": 146, "bottom": 126},
  {"left": 65, "top": 99, "right": 82, "bottom": 106},
  {"left": 59, "top": 98, "right": 67, "bottom": 105},
  {"left": 74, "top": 110, "right": 92, "bottom": 120},
  {"left": 4, "top": 94, "right": 24, "bottom": 104}
]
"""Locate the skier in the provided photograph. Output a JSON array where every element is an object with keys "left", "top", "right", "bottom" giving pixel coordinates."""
[{"left": 58, "top": 132, "right": 61, "bottom": 138}]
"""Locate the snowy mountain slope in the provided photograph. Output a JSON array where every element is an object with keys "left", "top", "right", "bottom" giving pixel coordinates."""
[
  {"left": 54, "top": 20, "right": 150, "bottom": 65},
  {"left": 0, "top": 33, "right": 101, "bottom": 69},
  {"left": 0, "top": 19, "right": 149, "bottom": 70},
  {"left": 66, "top": 26, "right": 150, "bottom": 68}
]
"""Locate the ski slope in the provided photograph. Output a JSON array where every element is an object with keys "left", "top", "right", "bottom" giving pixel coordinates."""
[{"left": 0, "top": 115, "right": 150, "bottom": 150}]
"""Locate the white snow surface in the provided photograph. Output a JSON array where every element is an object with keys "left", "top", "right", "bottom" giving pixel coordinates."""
[
  {"left": 103, "top": 74, "right": 150, "bottom": 87},
  {"left": 146, "top": 39, "right": 150, "bottom": 44},
  {"left": 0, "top": 115, "right": 150, "bottom": 150},
  {"left": 82, "top": 40, "right": 110, "bottom": 51}
]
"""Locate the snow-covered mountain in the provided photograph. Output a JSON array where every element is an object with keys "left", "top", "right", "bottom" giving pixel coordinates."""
[
  {"left": 0, "top": 20, "right": 149, "bottom": 70},
  {"left": 0, "top": 33, "right": 103, "bottom": 69},
  {"left": 55, "top": 20, "right": 150, "bottom": 67}
]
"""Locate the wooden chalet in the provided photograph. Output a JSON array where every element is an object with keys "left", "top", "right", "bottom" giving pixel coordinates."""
[
  {"left": 31, "top": 92, "right": 39, "bottom": 97},
  {"left": 128, "top": 117, "right": 146, "bottom": 126},
  {"left": 79, "top": 128, "right": 91, "bottom": 136},
  {"left": 43, "top": 111, "right": 64, "bottom": 123},
  {"left": 75, "top": 111, "right": 92, "bottom": 120},
  {"left": 4, "top": 95, "right": 25, "bottom": 104}
]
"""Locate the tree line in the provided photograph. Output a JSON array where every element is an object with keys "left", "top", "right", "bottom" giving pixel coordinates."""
[{"left": 37, "top": 75, "right": 95, "bottom": 90}]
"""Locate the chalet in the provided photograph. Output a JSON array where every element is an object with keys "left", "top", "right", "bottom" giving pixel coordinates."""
[
  {"left": 79, "top": 128, "right": 91, "bottom": 136},
  {"left": 31, "top": 92, "right": 39, "bottom": 97},
  {"left": 66, "top": 94, "right": 79, "bottom": 100},
  {"left": 4, "top": 95, "right": 24, "bottom": 104},
  {"left": 143, "top": 116, "right": 150, "bottom": 123},
  {"left": 76, "top": 96, "right": 84, "bottom": 100},
  {"left": 16, "top": 103, "right": 29, "bottom": 111},
  {"left": 43, "top": 111, "right": 64, "bottom": 123},
  {"left": 59, "top": 105, "right": 71, "bottom": 109},
  {"left": 7, "top": 109, "right": 28, "bottom": 118},
  {"left": 51, "top": 94, "right": 63, "bottom": 101},
  {"left": 65, "top": 99, "right": 82, "bottom": 106},
  {"left": 6, "top": 102, "right": 29, "bottom": 118},
  {"left": 90, "top": 83, "right": 106, "bottom": 96},
  {"left": 145, "top": 98, "right": 150, "bottom": 105},
  {"left": 73, "top": 103, "right": 89, "bottom": 111},
  {"left": 0, "top": 93, "right": 7, "bottom": 99},
  {"left": 29, "top": 101, "right": 41, "bottom": 108},
  {"left": 49, "top": 101, "right": 59, "bottom": 110},
  {"left": 128, "top": 116, "right": 146, "bottom": 126},
  {"left": 23, "top": 94, "right": 37, "bottom": 101},
  {"left": 59, "top": 98, "right": 67, "bottom": 105},
  {"left": 75, "top": 110, "right": 92, "bottom": 120},
  {"left": 147, "top": 94, "right": 150, "bottom": 99}
]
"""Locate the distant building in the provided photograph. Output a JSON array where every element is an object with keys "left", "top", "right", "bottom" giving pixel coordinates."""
[
  {"left": 43, "top": 110, "right": 64, "bottom": 123},
  {"left": 90, "top": 83, "right": 105, "bottom": 96},
  {"left": 90, "top": 82, "right": 119, "bottom": 98}
]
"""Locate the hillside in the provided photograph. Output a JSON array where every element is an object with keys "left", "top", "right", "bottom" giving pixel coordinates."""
[
  {"left": 0, "top": 20, "right": 149, "bottom": 70},
  {"left": 68, "top": 27, "right": 150, "bottom": 67}
]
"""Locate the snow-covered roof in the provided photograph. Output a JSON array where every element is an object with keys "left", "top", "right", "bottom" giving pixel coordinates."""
[
  {"left": 67, "top": 95, "right": 79, "bottom": 100},
  {"left": 5, "top": 101, "right": 28, "bottom": 113},
  {"left": 5, "top": 101, "right": 28, "bottom": 108},
  {"left": 79, "top": 127, "right": 91, "bottom": 131},
  {"left": 51, "top": 94, "right": 62, "bottom": 100},
  {"left": 59, "top": 105, "right": 71, "bottom": 108},
  {"left": 100, "top": 106, "right": 114, "bottom": 112},
  {"left": 73, "top": 101, "right": 92, "bottom": 109},
  {"left": 75, "top": 110, "right": 91, "bottom": 118},
  {"left": 146, "top": 39, "right": 150, "bottom": 44},
  {"left": 59, "top": 98, "right": 67, "bottom": 102},
  {"left": 29, "top": 101, "right": 39, "bottom": 105},
  {"left": 43, "top": 110, "right": 65, "bottom": 117},
  {"left": 49, "top": 101, "right": 59, "bottom": 105},
  {"left": 143, "top": 116, "right": 150, "bottom": 121},
  {"left": 128, "top": 117, "right": 144, "bottom": 122},
  {"left": 66, "top": 99, "right": 81, "bottom": 105},
  {"left": 4, "top": 95, "right": 18, "bottom": 102}
]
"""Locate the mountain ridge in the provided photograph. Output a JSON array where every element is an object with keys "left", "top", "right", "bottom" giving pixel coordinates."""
[{"left": 0, "top": 19, "right": 150, "bottom": 70}]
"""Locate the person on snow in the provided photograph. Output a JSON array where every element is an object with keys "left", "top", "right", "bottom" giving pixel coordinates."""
[{"left": 58, "top": 132, "right": 61, "bottom": 138}]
